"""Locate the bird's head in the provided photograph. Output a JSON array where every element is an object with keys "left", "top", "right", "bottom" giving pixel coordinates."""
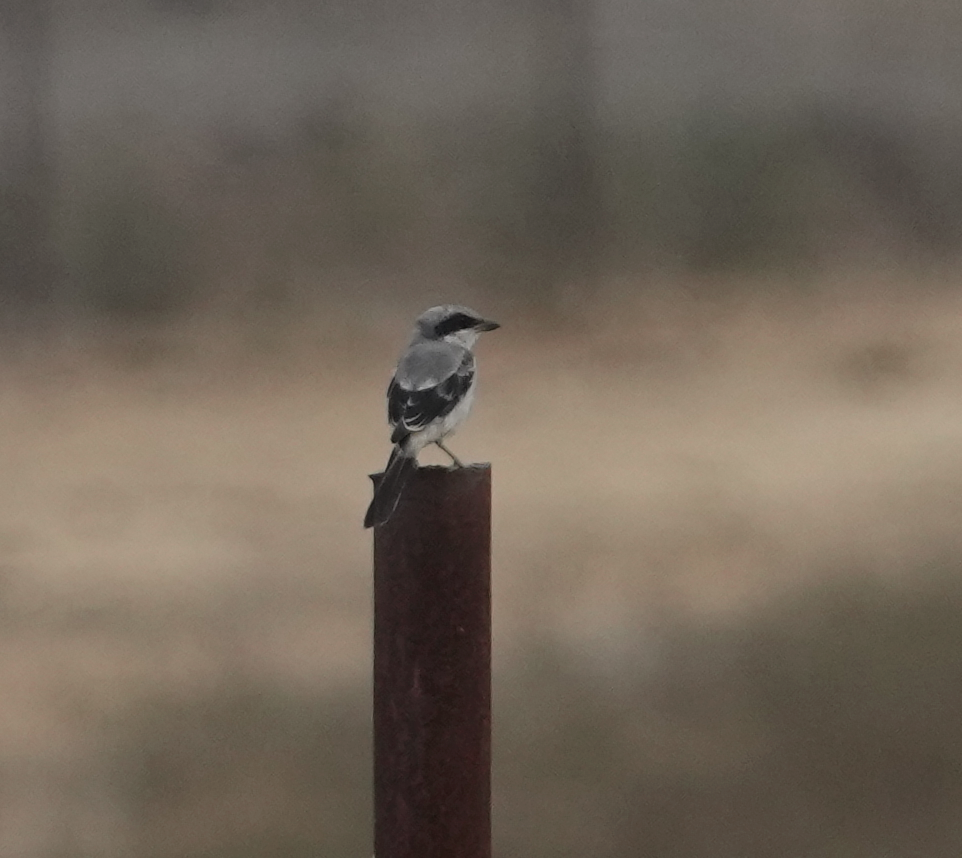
[{"left": 414, "top": 305, "right": 500, "bottom": 349}]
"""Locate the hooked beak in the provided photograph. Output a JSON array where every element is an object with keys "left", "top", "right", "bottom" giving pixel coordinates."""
[{"left": 477, "top": 319, "right": 500, "bottom": 332}]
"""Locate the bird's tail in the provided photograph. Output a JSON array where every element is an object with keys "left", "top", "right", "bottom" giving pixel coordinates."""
[{"left": 364, "top": 447, "right": 418, "bottom": 529}]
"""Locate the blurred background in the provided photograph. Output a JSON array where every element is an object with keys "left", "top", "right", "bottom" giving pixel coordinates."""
[{"left": 2, "top": 1, "right": 962, "bottom": 855}]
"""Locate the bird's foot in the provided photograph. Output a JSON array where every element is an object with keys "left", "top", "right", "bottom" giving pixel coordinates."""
[{"left": 436, "top": 440, "right": 465, "bottom": 468}]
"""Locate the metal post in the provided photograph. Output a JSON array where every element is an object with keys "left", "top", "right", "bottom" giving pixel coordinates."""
[{"left": 372, "top": 464, "right": 492, "bottom": 858}]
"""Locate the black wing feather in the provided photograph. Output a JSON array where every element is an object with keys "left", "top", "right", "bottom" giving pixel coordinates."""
[
  {"left": 388, "top": 349, "right": 474, "bottom": 443},
  {"left": 387, "top": 375, "right": 403, "bottom": 429}
]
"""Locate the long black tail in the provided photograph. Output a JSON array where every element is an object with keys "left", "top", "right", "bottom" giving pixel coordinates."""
[{"left": 364, "top": 448, "right": 418, "bottom": 528}]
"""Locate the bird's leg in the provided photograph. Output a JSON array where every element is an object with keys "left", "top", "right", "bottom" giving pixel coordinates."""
[{"left": 436, "top": 440, "right": 465, "bottom": 468}]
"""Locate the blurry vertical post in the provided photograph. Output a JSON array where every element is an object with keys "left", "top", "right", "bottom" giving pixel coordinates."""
[
  {"left": 0, "top": 0, "right": 58, "bottom": 313},
  {"left": 529, "top": 0, "right": 602, "bottom": 299},
  {"left": 372, "top": 465, "right": 492, "bottom": 858}
]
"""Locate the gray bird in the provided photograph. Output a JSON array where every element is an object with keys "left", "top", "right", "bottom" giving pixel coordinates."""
[{"left": 364, "top": 305, "right": 500, "bottom": 529}]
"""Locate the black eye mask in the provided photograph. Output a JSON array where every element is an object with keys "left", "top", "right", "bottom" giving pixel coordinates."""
[{"left": 433, "top": 312, "right": 478, "bottom": 338}]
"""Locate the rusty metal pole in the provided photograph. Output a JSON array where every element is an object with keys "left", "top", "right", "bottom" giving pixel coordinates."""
[{"left": 372, "top": 464, "right": 492, "bottom": 858}]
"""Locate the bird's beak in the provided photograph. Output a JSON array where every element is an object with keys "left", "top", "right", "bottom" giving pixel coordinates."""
[{"left": 477, "top": 319, "right": 500, "bottom": 332}]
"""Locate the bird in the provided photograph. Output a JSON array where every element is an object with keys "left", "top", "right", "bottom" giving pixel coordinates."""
[{"left": 364, "top": 304, "right": 500, "bottom": 529}]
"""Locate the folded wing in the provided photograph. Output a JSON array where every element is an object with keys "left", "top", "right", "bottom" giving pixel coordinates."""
[{"left": 388, "top": 342, "right": 475, "bottom": 443}]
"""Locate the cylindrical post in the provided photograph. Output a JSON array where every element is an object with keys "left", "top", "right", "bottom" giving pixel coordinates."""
[{"left": 372, "top": 464, "right": 492, "bottom": 858}]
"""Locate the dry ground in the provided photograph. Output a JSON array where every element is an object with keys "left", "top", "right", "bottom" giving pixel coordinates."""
[{"left": 1, "top": 280, "right": 962, "bottom": 854}]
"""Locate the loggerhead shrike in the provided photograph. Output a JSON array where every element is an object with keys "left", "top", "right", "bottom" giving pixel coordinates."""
[{"left": 364, "top": 304, "right": 500, "bottom": 529}]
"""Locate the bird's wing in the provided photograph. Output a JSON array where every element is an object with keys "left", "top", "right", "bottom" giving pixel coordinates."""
[{"left": 387, "top": 342, "right": 474, "bottom": 440}]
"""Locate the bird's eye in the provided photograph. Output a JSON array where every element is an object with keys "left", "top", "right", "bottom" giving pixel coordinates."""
[{"left": 434, "top": 313, "right": 477, "bottom": 337}]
